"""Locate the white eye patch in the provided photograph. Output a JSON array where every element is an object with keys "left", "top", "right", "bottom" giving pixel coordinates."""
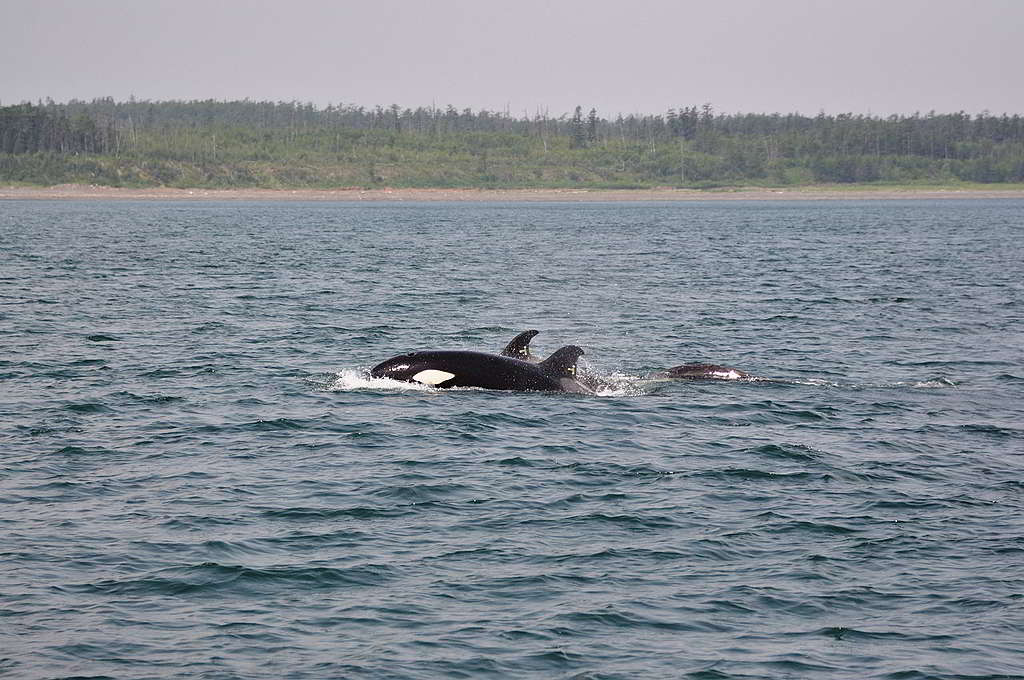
[{"left": 412, "top": 369, "right": 456, "bottom": 386}]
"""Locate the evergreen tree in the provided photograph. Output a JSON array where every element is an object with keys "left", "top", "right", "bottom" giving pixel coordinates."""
[{"left": 570, "top": 106, "right": 586, "bottom": 149}]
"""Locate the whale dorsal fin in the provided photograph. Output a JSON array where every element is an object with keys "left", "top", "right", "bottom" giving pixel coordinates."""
[
  {"left": 538, "top": 345, "right": 584, "bottom": 378},
  {"left": 500, "top": 330, "right": 539, "bottom": 360}
]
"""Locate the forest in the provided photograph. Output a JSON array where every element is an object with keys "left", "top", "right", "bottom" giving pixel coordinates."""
[{"left": 2, "top": 98, "right": 1023, "bottom": 188}]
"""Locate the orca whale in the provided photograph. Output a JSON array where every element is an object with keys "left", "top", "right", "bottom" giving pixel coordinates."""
[
  {"left": 655, "top": 363, "right": 752, "bottom": 381},
  {"left": 370, "top": 344, "right": 592, "bottom": 393}
]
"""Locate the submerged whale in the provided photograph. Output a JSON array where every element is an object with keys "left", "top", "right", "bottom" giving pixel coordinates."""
[
  {"left": 370, "top": 344, "right": 593, "bottom": 393},
  {"left": 653, "top": 363, "right": 752, "bottom": 381}
]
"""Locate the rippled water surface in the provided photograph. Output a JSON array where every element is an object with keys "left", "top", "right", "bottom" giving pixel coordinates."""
[{"left": 2, "top": 199, "right": 1023, "bottom": 679}]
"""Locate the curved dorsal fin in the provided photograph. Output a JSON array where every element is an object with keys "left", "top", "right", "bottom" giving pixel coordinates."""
[
  {"left": 538, "top": 345, "right": 584, "bottom": 378},
  {"left": 500, "top": 329, "right": 539, "bottom": 360}
]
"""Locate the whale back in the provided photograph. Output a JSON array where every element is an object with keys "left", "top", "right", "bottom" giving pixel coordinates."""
[
  {"left": 538, "top": 345, "right": 590, "bottom": 393},
  {"left": 539, "top": 345, "right": 584, "bottom": 377},
  {"left": 660, "top": 363, "right": 749, "bottom": 380}
]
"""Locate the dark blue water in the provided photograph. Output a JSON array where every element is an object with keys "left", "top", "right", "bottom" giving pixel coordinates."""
[{"left": 2, "top": 199, "right": 1023, "bottom": 679}]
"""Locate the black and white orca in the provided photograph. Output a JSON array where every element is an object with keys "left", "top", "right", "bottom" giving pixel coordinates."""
[{"left": 370, "top": 343, "right": 593, "bottom": 394}]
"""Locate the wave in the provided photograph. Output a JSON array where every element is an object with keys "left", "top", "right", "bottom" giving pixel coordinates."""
[
  {"left": 60, "top": 561, "right": 398, "bottom": 598},
  {"left": 851, "top": 377, "right": 958, "bottom": 389}
]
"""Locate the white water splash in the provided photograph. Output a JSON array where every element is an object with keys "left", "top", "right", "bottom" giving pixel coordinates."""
[
  {"left": 589, "top": 372, "right": 652, "bottom": 397},
  {"left": 775, "top": 377, "right": 841, "bottom": 387},
  {"left": 911, "top": 378, "right": 958, "bottom": 389},
  {"left": 327, "top": 369, "right": 433, "bottom": 392}
]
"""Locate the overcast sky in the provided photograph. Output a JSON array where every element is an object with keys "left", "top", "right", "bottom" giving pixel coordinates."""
[{"left": 2, "top": 0, "right": 1021, "bottom": 118}]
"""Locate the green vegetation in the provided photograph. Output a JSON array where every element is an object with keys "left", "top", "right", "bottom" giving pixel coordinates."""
[{"left": 2, "top": 98, "right": 1023, "bottom": 189}]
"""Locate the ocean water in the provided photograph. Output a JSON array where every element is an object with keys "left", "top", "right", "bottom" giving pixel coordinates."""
[{"left": 2, "top": 198, "right": 1023, "bottom": 679}]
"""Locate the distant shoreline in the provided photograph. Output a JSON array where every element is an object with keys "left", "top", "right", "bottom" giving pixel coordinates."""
[{"left": 3, "top": 184, "right": 1024, "bottom": 202}]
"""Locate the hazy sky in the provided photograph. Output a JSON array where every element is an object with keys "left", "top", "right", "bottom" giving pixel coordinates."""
[{"left": 3, "top": 0, "right": 1021, "bottom": 117}]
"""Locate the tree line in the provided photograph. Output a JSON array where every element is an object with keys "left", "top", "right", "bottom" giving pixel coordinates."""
[
  {"left": 2, "top": 97, "right": 1023, "bottom": 187},
  {"left": 0, "top": 102, "right": 118, "bottom": 155}
]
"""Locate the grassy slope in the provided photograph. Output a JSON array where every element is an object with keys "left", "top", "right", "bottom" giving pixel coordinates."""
[{"left": 2, "top": 127, "right": 1023, "bottom": 191}]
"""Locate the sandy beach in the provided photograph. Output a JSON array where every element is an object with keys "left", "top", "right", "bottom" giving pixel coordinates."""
[{"left": 3, "top": 184, "right": 1024, "bottom": 202}]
